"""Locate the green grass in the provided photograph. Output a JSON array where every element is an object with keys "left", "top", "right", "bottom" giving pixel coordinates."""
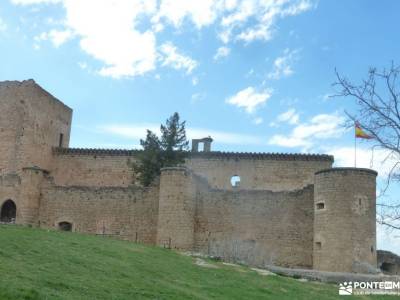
[{"left": 0, "top": 225, "right": 390, "bottom": 300}]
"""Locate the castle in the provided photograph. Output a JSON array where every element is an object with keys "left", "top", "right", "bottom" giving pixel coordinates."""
[{"left": 0, "top": 80, "right": 378, "bottom": 273}]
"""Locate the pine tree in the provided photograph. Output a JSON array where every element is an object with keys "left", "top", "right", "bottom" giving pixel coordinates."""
[{"left": 133, "top": 113, "right": 188, "bottom": 186}]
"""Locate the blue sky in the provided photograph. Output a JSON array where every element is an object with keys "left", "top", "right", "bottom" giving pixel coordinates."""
[{"left": 1, "top": 0, "right": 400, "bottom": 252}]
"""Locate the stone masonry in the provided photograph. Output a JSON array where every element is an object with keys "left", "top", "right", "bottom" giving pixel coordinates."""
[{"left": 0, "top": 80, "right": 379, "bottom": 273}]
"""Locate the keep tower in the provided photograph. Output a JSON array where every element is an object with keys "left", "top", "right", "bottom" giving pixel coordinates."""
[
  {"left": 0, "top": 80, "right": 72, "bottom": 225},
  {"left": 313, "top": 168, "right": 377, "bottom": 273}
]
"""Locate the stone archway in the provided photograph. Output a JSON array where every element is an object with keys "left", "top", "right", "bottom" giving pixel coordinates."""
[
  {"left": 0, "top": 200, "right": 16, "bottom": 223},
  {"left": 58, "top": 221, "right": 73, "bottom": 232}
]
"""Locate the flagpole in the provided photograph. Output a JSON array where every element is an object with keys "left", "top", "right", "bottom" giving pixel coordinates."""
[{"left": 354, "top": 123, "right": 357, "bottom": 167}]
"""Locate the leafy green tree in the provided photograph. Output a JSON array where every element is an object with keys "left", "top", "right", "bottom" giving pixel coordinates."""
[{"left": 133, "top": 113, "right": 189, "bottom": 186}]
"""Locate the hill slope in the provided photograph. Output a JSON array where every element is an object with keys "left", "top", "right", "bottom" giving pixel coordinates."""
[{"left": 0, "top": 226, "right": 381, "bottom": 299}]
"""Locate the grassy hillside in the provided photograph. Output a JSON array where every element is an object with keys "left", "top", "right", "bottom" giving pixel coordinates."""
[{"left": 0, "top": 225, "right": 387, "bottom": 299}]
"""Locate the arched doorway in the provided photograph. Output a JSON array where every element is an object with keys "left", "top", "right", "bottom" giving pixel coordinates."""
[
  {"left": 58, "top": 221, "right": 72, "bottom": 232},
  {"left": 0, "top": 200, "right": 16, "bottom": 223}
]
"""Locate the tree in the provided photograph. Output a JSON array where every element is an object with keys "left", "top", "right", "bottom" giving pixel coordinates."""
[
  {"left": 133, "top": 130, "right": 163, "bottom": 187},
  {"left": 133, "top": 113, "right": 189, "bottom": 186},
  {"left": 334, "top": 62, "right": 400, "bottom": 230},
  {"left": 160, "top": 112, "right": 189, "bottom": 167}
]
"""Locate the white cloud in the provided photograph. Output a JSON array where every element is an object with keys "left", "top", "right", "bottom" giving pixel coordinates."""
[
  {"left": 213, "top": 46, "right": 231, "bottom": 60},
  {"left": 65, "top": 0, "right": 158, "bottom": 78},
  {"left": 22, "top": 0, "right": 158, "bottom": 78},
  {"left": 237, "top": 23, "right": 273, "bottom": 42},
  {"left": 226, "top": 86, "right": 272, "bottom": 114},
  {"left": 220, "top": 0, "right": 314, "bottom": 43},
  {"left": 153, "top": 0, "right": 220, "bottom": 29},
  {"left": 100, "top": 124, "right": 264, "bottom": 145},
  {"left": 276, "top": 108, "right": 299, "bottom": 125},
  {"left": 11, "top": 0, "right": 61, "bottom": 4},
  {"left": 326, "top": 146, "right": 399, "bottom": 178},
  {"left": 35, "top": 29, "right": 73, "bottom": 47},
  {"left": 268, "top": 48, "right": 299, "bottom": 80},
  {"left": 269, "top": 113, "right": 345, "bottom": 149},
  {"left": 48, "top": 29, "right": 73, "bottom": 47},
  {"left": 0, "top": 18, "right": 7, "bottom": 32},
  {"left": 12, "top": 0, "right": 314, "bottom": 78},
  {"left": 160, "top": 42, "right": 198, "bottom": 74}
]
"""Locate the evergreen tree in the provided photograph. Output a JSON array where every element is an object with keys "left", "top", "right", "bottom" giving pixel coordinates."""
[
  {"left": 133, "top": 113, "right": 188, "bottom": 186},
  {"left": 160, "top": 112, "right": 189, "bottom": 167}
]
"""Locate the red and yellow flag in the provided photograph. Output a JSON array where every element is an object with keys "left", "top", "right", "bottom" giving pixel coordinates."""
[{"left": 355, "top": 122, "right": 373, "bottom": 139}]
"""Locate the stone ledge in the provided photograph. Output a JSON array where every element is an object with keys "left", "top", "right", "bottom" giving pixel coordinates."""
[
  {"left": 315, "top": 167, "right": 378, "bottom": 176},
  {"left": 53, "top": 147, "right": 334, "bottom": 161},
  {"left": 264, "top": 265, "right": 400, "bottom": 284}
]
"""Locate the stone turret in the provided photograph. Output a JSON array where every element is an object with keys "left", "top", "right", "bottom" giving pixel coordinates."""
[
  {"left": 313, "top": 168, "right": 377, "bottom": 273},
  {"left": 156, "top": 167, "right": 195, "bottom": 250},
  {"left": 191, "top": 137, "right": 213, "bottom": 152},
  {"left": 18, "top": 166, "right": 47, "bottom": 226}
]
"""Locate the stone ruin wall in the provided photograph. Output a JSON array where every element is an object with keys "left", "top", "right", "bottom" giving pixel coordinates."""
[
  {"left": 49, "top": 150, "right": 333, "bottom": 191},
  {"left": 38, "top": 151, "right": 331, "bottom": 270},
  {"left": 187, "top": 153, "right": 332, "bottom": 191},
  {"left": 38, "top": 180, "right": 160, "bottom": 244},
  {"left": 193, "top": 176, "right": 315, "bottom": 268}
]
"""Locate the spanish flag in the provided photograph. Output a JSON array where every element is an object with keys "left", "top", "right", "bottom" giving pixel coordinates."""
[{"left": 355, "top": 122, "right": 373, "bottom": 139}]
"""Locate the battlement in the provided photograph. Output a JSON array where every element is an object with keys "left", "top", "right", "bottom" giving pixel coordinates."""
[
  {"left": 190, "top": 151, "right": 333, "bottom": 161},
  {"left": 53, "top": 146, "right": 333, "bottom": 162},
  {"left": 53, "top": 147, "right": 140, "bottom": 156}
]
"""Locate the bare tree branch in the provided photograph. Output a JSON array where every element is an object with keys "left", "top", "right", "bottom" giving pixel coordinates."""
[{"left": 333, "top": 63, "right": 400, "bottom": 230}]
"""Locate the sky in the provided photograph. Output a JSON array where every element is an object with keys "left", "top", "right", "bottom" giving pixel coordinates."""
[{"left": 1, "top": 0, "right": 400, "bottom": 253}]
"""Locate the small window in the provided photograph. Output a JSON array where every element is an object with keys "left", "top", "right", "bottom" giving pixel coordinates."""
[
  {"left": 315, "top": 242, "right": 322, "bottom": 250},
  {"left": 198, "top": 142, "right": 204, "bottom": 152},
  {"left": 316, "top": 202, "right": 325, "bottom": 210},
  {"left": 58, "top": 221, "right": 72, "bottom": 232},
  {"left": 59, "top": 133, "right": 64, "bottom": 147},
  {"left": 231, "top": 175, "right": 241, "bottom": 187},
  {"left": 371, "top": 246, "right": 374, "bottom": 253}
]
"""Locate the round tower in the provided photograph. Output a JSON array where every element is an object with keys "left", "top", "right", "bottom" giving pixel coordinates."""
[
  {"left": 18, "top": 166, "right": 47, "bottom": 226},
  {"left": 157, "top": 167, "right": 195, "bottom": 250},
  {"left": 313, "top": 168, "right": 377, "bottom": 273}
]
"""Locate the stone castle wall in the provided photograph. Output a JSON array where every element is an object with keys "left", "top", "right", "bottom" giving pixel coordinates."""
[
  {"left": 0, "top": 80, "right": 378, "bottom": 274},
  {"left": 38, "top": 180, "right": 159, "bottom": 244},
  {"left": 51, "top": 149, "right": 136, "bottom": 187},
  {"left": 193, "top": 175, "right": 315, "bottom": 268},
  {"left": 186, "top": 153, "right": 332, "bottom": 191},
  {"left": 49, "top": 149, "right": 333, "bottom": 191}
]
